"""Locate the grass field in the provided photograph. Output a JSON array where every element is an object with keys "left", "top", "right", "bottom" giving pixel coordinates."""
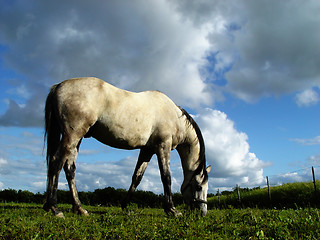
[
  {"left": 208, "top": 181, "right": 320, "bottom": 209},
  {"left": 1, "top": 202, "right": 320, "bottom": 239}
]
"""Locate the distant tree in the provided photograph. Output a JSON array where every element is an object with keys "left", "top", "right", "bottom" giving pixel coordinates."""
[
  {"left": 0, "top": 187, "right": 186, "bottom": 208},
  {"left": 17, "top": 190, "right": 34, "bottom": 203},
  {"left": 33, "top": 192, "right": 45, "bottom": 204},
  {"left": 57, "top": 190, "right": 72, "bottom": 204},
  {"left": 0, "top": 189, "right": 18, "bottom": 202}
]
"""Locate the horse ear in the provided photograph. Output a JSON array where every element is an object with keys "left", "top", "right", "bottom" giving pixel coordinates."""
[{"left": 206, "top": 165, "right": 212, "bottom": 174}]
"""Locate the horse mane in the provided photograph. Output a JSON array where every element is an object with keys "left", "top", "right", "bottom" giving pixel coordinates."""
[{"left": 178, "top": 106, "right": 206, "bottom": 177}]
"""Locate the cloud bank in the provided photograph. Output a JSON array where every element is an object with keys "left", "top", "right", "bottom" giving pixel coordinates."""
[
  {"left": 1, "top": 0, "right": 320, "bottom": 127},
  {"left": 173, "top": 0, "right": 320, "bottom": 102},
  {"left": 0, "top": 0, "right": 212, "bottom": 127}
]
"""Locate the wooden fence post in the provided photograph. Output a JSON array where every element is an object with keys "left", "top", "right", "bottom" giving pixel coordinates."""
[
  {"left": 236, "top": 184, "right": 241, "bottom": 203},
  {"left": 312, "top": 166, "right": 317, "bottom": 202},
  {"left": 266, "top": 176, "right": 271, "bottom": 202},
  {"left": 217, "top": 189, "right": 220, "bottom": 206}
]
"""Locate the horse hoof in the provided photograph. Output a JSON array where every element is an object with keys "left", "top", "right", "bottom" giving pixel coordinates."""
[
  {"left": 44, "top": 202, "right": 64, "bottom": 217},
  {"left": 55, "top": 212, "right": 65, "bottom": 219},
  {"left": 73, "top": 207, "right": 89, "bottom": 216},
  {"left": 79, "top": 208, "right": 89, "bottom": 216},
  {"left": 174, "top": 211, "right": 183, "bottom": 217},
  {"left": 165, "top": 207, "right": 182, "bottom": 217},
  {"left": 172, "top": 209, "right": 182, "bottom": 217}
]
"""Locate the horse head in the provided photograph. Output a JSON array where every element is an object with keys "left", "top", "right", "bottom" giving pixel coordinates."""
[{"left": 181, "top": 165, "right": 211, "bottom": 216}]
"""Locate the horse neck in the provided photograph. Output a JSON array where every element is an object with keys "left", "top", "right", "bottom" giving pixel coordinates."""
[{"left": 178, "top": 125, "right": 203, "bottom": 187}]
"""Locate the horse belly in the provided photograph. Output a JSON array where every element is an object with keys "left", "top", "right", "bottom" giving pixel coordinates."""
[{"left": 88, "top": 121, "right": 151, "bottom": 150}]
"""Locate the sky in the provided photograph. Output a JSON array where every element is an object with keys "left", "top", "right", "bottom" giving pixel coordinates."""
[{"left": 0, "top": 0, "right": 319, "bottom": 194}]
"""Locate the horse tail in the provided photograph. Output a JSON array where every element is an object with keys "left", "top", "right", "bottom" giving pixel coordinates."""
[{"left": 44, "top": 84, "right": 61, "bottom": 166}]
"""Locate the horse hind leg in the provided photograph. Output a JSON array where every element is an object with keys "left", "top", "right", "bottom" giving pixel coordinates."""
[
  {"left": 44, "top": 133, "right": 87, "bottom": 217},
  {"left": 63, "top": 137, "right": 89, "bottom": 216},
  {"left": 43, "top": 143, "right": 67, "bottom": 218}
]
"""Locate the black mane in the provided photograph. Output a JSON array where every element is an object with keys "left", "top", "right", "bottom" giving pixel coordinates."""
[{"left": 178, "top": 106, "right": 207, "bottom": 177}]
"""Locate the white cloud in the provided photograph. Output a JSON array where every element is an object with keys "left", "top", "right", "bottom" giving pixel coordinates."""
[
  {"left": 295, "top": 88, "right": 320, "bottom": 107},
  {"left": 0, "top": 130, "right": 44, "bottom": 158},
  {"left": 291, "top": 136, "right": 320, "bottom": 146},
  {"left": 307, "top": 154, "right": 320, "bottom": 166},
  {"left": 75, "top": 154, "right": 182, "bottom": 194},
  {"left": 0, "top": 158, "right": 8, "bottom": 166},
  {"left": 78, "top": 149, "right": 100, "bottom": 156},
  {"left": 194, "top": 108, "right": 270, "bottom": 189},
  {"left": 0, "top": 156, "right": 47, "bottom": 192}
]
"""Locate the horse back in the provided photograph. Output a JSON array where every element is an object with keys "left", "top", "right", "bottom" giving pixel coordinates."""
[{"left": 53, "top": 77, "right": 186, "bottom": 150}]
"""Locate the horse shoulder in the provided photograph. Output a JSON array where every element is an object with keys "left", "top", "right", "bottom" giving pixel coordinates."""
[{"left": 139, "top": 92, "right": 187, "bottom": 148}]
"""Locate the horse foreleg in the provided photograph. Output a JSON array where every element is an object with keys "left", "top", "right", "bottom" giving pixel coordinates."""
[
  {"left": 157, "top": 143, "right": 182, "bottom": 217},
  {"left": 122, "top": 148, "right": 153, "bottom": 209}
]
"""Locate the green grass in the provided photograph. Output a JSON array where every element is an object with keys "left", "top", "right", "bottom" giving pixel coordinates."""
[
  {"left": 1, "top": 202, "right": 320, "bottom": 239},
  {"left": 208, "top": 181, "right": 320, "bottom": 209}
]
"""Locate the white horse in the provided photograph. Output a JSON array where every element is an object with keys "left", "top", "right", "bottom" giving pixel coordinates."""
[{"left": 43, "top": 77, "right": 211, "bottom": 217}]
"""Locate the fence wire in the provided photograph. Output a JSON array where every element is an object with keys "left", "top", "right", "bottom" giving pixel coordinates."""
[
  {"left": 267, "top": 166, "right": 320, "bottom": 187},
  {"left": 212, "top": 166, "right": 320, "bottom": 194}
]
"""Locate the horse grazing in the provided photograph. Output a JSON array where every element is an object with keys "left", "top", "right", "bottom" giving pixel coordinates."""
[{"left": 43, "top": 77, "right": 211, "bottom": 218}]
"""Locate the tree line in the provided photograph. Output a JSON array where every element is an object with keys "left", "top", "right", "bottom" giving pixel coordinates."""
[
  {"left": 0, "top": 187, "right": 186, "bottom": 208},
  {"left": 1, "top": 181, "right": 319, "bottom": 209}
]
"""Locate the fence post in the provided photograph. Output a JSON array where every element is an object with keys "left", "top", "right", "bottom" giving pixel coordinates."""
[
  {"left": 236, "top": 184, "right": 241, "bottom": 203},
  {"left": 217, "top": 189, "right": 220, "bottom": 206},
  {"left": 266, "top": 176, "right": 271, "bottom": 203},
  {"left": 312, "top": 166, "right": 317, "bottom": 202}
]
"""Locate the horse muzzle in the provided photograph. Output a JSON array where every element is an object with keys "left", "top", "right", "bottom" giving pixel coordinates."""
[{"left": 191, "top": 198, "right": 208, "bottom": 216}]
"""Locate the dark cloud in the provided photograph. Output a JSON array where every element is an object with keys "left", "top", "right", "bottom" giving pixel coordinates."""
[
  {"left": 172, "top": 0, "right": 320, "bottom": 102},
  {"left": 223, "top": 1, "right": 320, "bottom": 101},
  {"left": 1, "top": 0, "right": 320, "bottom": 127},
  {"left": 0, "top": 95, "right": 45, "bottom": 127},
  {"left": 0, "top": 0, "right": 212, "bottom": 127}
]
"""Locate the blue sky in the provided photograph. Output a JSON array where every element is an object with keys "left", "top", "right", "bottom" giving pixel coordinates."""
[{"left": 0, "top": 0, "right": 319, "bottom": 194}]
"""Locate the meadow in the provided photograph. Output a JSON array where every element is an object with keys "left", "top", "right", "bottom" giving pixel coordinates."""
[
  {"left": 208, "top": 181, "right": 320, "bottom": 209},
  {"left": 1, "top": 202, "right": 320, "bottom": 239}
]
